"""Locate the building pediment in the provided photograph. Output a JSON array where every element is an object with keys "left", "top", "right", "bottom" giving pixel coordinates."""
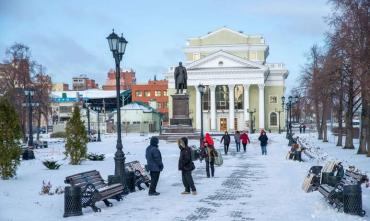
[{"left": 186, "top": 50, "right": 267, "bottom": 70}]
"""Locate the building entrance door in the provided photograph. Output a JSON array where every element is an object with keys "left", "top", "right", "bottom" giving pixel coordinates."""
[{"left": 220, "top": 118, "right": 227, "bottom": 131}]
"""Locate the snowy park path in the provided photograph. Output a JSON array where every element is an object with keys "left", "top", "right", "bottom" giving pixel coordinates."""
[
  {"left": 0, "top": 133, "right": 369, "bottom": 221},
  {"left": 177, "top": 151, "right": 265, "bottom": 221}
]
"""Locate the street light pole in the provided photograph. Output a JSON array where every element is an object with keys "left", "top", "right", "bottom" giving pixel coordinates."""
[
  {"left": 27, "top": 90, "right": 33, "bottom": 147},
  {"left": 198, "top": 84, "right": 205, "bottom": 147},
  {"left": 97, "top": 107, "right": 101, "bottom": 142},
  {"left": 247, "top": 108, "right": 256, "bottom": 134},
  {"left": 275, "top": 108, "right": 282, "bottom": 134},
  {"left": 86, "top": 103, "right": 91, "bottom": 136},
  {"left": 107, "top": 29, "right": 128, "bottom": 188}
]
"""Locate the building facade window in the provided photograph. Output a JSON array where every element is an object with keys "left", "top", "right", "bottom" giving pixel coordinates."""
[
  {"left": 144, "top": 91, "right": 151, "bottom": 97},
  {"left": 163, "top": 90, "right": 168, "bottom": 96},
  {"left": 234, "top": 85, "right": 244, "bottom": 109},
  {"left": 216, "top": 85, "right": 229, "bottom": 110},
  {"left": 135, "top": 91, "right": 142, "bottom": 97},
  {"left": 155, "top": 90, "right": 161, "bottom": 96},
  {"left": 269, "top": 96, "right": 277, "bottom": 104},
  {"left": 202, "top": 86, "right": 210, "bottom": 111},
  {"left": 270, "top": 112, "right": 277, "bottom": 126}
]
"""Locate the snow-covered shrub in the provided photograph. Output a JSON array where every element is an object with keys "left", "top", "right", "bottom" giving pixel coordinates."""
[
  {"left": 0, "top": 97, "right": 22, "bottom": 179},
  {"left": 87, "top": 153, "right": 105, "bottom": 161},
  {"left": 50, "top": 131, "right": 66, "bottom": 138}
]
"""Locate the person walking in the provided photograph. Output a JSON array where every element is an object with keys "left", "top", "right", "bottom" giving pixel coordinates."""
[
  {"left": 145, "top": 136, "right": 163, "bottom": 196},
  {"left": 201, "top": 141, "right": 218, "bottom": 178},
  {"left": 258, "top": 130, "right": 268, "bottom": 155},
  {"left": 240, "top": 131, "right": 250, "bottom": 152},
  {"left": 178, "top": 137, "right": 197, "bottom": 195},
  {"left": 303, "top": 124, "right": 306, "bottom": 133},
  {"left": 220, "top": 131, "right": 231, "bottom": 155},
  {"left": 204, "top": 133, "right": 214, "bottom": 146},
  {"left": 234, "top": 131, "right": 241, "bottom": 152}
]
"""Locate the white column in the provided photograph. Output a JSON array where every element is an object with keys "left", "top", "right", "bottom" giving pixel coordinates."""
[
  {"left": 195, "top": 86, "right": 201, "bottom": 130},
  {"left": 228, "top": 84, "right": 235, "bottom": 131},
  {"left": 243, "top": 84, "right": 250, "bottom": 124},
  {"left": 210, "top": 85, "right": 216, "bottom": 131},
  {"left": 258, "top": 84, "right": 265, "bottom": 129}
]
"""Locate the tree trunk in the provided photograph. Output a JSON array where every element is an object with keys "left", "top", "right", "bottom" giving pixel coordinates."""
[
  {"left": 36, "top": 111, "right": 41, "bottom": 141},
  {"left": 315, "top": 101, "right": 322, "bottom": 140},
  {"left": 344, "top": 79, "right": 354, "bottom": 149},
  {"left": 358, "top": 96, "right": 368, "bottom": 154},
  {"left": 336, "top": 86, "right": 344, "bottom": 146},
  {"left": 322, "top": 104, "right": 328, "bottom": 142}
]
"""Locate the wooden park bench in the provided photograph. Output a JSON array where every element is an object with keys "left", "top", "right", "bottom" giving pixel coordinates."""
[
  {"left": 64, "top": 170, "right": 124, "bottom": 212},
  {"left": 34, "top": 140, "right": 48, "bottom": 148},
  {"left": 317, "top": 169, "right": 368, "bottom": 216},
  {"left": 302, "top": 161, "right": 343, "bottom": 193}
]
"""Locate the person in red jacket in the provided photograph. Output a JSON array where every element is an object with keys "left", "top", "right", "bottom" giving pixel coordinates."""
[
  {"left": 204, "top": 133, "right": 214, "bottom": 146},
  {"left": 240, "top": 131, "right": 250, "bottom": 152}
]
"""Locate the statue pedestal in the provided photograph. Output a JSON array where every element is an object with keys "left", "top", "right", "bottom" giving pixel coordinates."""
[
  {"left": 159, "top": 94, "right": 199, "bottom": 141},
  {"left": 170, "top": 94, "right": 192, "bottom": 126}
]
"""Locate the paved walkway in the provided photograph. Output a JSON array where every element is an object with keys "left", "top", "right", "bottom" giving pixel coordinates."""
[{"left": 175, "top": 149, "right": 265, "bottom": 221}]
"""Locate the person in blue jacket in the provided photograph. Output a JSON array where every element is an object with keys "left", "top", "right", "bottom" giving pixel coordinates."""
[{"left": 145, "top": 136, "right": 163, "bottom": 196}]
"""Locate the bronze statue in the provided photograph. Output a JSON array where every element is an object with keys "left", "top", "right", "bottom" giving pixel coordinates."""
[{"left": 174, "top": 62, "right": 187, "bottom": 94}]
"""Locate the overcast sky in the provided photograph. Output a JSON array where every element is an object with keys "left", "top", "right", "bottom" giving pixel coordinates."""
[{"left": 0, "top": 0, "right": 331, "bottom": 92}]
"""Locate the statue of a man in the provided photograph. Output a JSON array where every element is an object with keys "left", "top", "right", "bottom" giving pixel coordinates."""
[{"left": 174, "top": 62, "right": 187, "bottom": 94}]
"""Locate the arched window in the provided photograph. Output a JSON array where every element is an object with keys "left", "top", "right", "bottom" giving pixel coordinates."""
[
  {"left": 216, "top": 85, "right": 229, "bottom": 110},
  {"left": 270, "top": 112, "right": 277, "bottom": 126},
  {"left": 234, "top": 85, "right": 244, "bottom": 109},
  {"left": 202, "top": 86, "right": 210, "bottom": 111}
]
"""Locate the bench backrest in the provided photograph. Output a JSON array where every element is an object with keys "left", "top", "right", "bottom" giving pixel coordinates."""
[
  {"left": 65, "top": 170, "right": 106, "bottom": 189},
  {"left": 344, "top": 170, "right": 368, "bottom": 183}
]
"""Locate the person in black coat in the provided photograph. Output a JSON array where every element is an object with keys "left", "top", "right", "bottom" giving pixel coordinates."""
[
  {"left": 178, "top": 137, "right": 197, "bottom": 195},
  {"left": 145, "top": 136, "right": 163, "bottom": 196},
  {"left": 220, "top": 131, "right": 231, "bottom": 155},
  {"left": 258, "top": 131, "right": 268, "bottom": 155}
]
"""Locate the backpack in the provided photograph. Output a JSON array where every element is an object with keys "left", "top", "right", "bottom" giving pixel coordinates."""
[
  {"left": 214, "top": 149, "right": 223, "bottom": 166},
  {"left": 190, "top": 145, "right": 200, "bottom": 161}
]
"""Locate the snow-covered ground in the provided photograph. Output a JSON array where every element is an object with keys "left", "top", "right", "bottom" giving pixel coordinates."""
[{"left": 0, "top": 132, "right": 369, "bottom": 221}]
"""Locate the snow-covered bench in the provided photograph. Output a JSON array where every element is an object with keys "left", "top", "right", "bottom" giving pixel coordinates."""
[
  {"left": 34, "top": 140, "right": 48, "bottom": 148},
  {"left": 317, "top": 169, "right": 368, "bottom": 216},
  {"left": 64, "top": 170, "right": 124, "bottom": 212}
]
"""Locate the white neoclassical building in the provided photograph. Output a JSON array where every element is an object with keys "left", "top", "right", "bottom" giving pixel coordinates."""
[{"left": 166, "top": 27, "right": 288, "bottom": 132}]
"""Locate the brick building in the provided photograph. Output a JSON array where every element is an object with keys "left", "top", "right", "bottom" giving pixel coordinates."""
[
  {"left": 52, "top": 83, "right": 69, "bottom": 91},
  {"left": 102, "top": 69, "right": 136, "bottom": 90},
  {"left": 131, "top": 78, "right": 168, "bottom": 121},
  {"left": 72, "top": 75, "right": 98, "bottom": 90}
]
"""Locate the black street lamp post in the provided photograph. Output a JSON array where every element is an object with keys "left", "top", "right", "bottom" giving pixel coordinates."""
[
  {"left": 86, "top": 102, "right": 91, "bottom": 136},
  {"left": 247, "top": 108, "right": 256, "bottom": 134},
  {"left": 24, "top": 89, "right": 39, "bottom": 147},
  {"left": 107, "top": 29, "right": 128, "bottom": 187},
  {"left": 275, "top": 108, "right": 282, "bottom": 134},
  {"left": 92, "top": 106, "right": 102, "bottom": 142},
  {"left": 22, "top": 88, "right": 38, "bottom": 160},
  {"left": 198, "top": 84, "right": 205, "bottom": 147}
]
